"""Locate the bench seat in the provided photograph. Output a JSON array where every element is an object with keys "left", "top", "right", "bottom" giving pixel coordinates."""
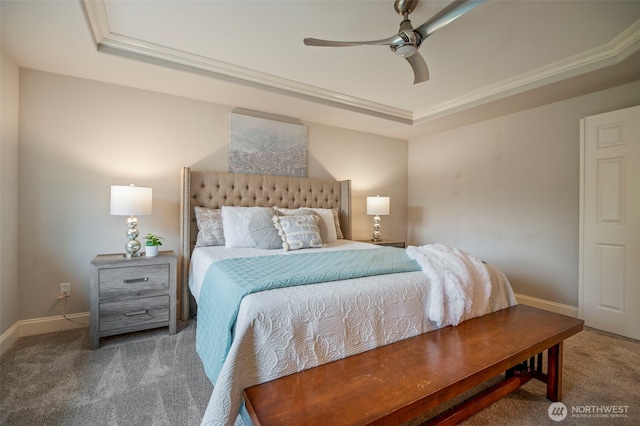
[{"left": 243, "top": 305, "right": 584, "bottom": 426}]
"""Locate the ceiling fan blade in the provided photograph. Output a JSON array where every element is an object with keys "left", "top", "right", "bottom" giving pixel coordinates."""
[
  {"left": 406, "top": 53, "right": 430, "bottom": 84},
  {"left": 304, "top": 34, "right": 402, "bottom": 47},
  {"left": 414, "top": 0, "right": 487, "bottom": 40}
]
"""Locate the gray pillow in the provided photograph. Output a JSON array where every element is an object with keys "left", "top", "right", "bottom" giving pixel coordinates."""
[
  {"left": 273, "top": 214, "right": 324, "bottom": 251},
  {"left": 194, "top": 207, "right": 225, "bottom": 247},
  {"left": 248, "top": 208, "right": 282, "bottom": 249},
  {"left": 277, "top": 208, "right": 333, "bottom": 242}
]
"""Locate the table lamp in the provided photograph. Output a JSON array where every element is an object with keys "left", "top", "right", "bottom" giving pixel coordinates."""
[
  {"left": 367, "top": 195, "right": 390, "bottom": 242},
  {"left": 110, "top": 184, "right": 152, "bottom": 257}
]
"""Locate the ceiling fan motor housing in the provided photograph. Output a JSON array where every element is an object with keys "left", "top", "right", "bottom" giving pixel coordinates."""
[{"left": 391, "top": 20, "right": 422, "bottom": 57}]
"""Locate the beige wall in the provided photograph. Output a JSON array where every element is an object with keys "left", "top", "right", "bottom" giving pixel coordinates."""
[
  {"left": 1, "top": 50, "right": 20, "bottom": 335},
  {"left": 408, "top": 81, "right": 640, "bottom": 307},
  {"left": 11, "top": 66, "right": 638, "bottom": 329},
  {"left": 16, "top": 69, "right": 407, "bottom": 320}
]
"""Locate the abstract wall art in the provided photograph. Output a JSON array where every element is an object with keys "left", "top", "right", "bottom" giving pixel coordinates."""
[{"left": 229, "top": 112, "right": 307, "bottom": 177}]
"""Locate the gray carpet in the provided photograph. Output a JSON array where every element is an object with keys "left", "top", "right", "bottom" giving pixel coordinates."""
[
  {"left": 1, "top": 321, "right": 638, "bottom": 425},
  {"left": 0, "top": 321, "right": 211, "bottom": 426}
]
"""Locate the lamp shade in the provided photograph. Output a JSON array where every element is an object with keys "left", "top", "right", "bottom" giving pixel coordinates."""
[
  {"left": 367, "top": 196, "right": 390, "bottom": 216},
  {"left": 110, "top": 185, "right": 152, "bottom": 216}
]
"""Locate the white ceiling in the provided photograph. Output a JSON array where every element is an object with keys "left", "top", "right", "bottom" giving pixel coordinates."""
[{"left": 2, "top": 0, "right": 639, "bottom": 139}]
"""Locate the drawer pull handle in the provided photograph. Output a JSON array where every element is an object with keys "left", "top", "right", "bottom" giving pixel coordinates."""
[
  {"left": 124, "top": 309, "right": 149, "bottom": 317},
  {"left": 124, "top": 277, "right": 149, "bottom": 284}
]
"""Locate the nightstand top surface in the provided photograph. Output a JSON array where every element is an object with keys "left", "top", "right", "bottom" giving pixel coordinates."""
[
  {"left": 355, "top": 239, "right": 405, "bottom": 248},
  {"left": 91, "top": 250, "right": 176, "bottom": 265}
]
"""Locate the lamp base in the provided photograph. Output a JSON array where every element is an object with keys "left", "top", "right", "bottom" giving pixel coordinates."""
[
  {"left": 123, "top": 215, "right": 142, "bottom": 258},
  {"left": 123, "top": 252, "right": 143, "bottom": 258},
  {"left": 372, "top": 215, "right": 382, "bottom": 242}
]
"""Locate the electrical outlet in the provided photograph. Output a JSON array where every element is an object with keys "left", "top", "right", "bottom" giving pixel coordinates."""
[{"left": 59, "top": 282, "right": 71, "bottom": 297}]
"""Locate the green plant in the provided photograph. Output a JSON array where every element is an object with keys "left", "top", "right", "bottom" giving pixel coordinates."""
[{"left": 144, "top": 233, "right": 164, "bottom": 247}]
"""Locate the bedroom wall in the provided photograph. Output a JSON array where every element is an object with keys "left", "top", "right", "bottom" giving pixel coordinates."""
[
  {"left": 407, "top": 81, "right": 640, "bottom": 308},
  {"left": 16, "top": 69, "right": 407, "bottom": 321},
  {"left": 1, "top": 50, "right": 20, "bottom": 336}
]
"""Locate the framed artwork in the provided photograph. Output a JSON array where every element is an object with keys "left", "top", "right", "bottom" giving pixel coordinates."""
[{"left": 229, "top": 112, "right": 307, "bottom": 177}]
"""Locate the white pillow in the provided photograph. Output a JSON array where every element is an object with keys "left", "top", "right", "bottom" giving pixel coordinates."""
[
  {"left": 276, "top": 208, "right": 338, "bottom": 243},
  {"left": 272, "top": 214, "right": 324, "bottom": 251},
  {"left": 221, "top": 206, "right": 274, "bottom": 248},
  {"left": 194, "top": 207, "right": 225, "bottom": 247},
  {"left": 332, "top": 208, "right": 344, "bottom": 239}
]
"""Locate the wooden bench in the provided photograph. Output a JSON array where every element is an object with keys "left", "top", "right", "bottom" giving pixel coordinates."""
[{"left": 243, "top": 305, "right": 584, "bottom": 426}]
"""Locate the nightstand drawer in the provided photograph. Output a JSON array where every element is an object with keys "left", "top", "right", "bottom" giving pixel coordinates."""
[
  {"left": 99, "top": 264, "right": 169, "bottom": 298},
  {"left": 99, "top": 295, "right": 169, "bottom": 332}
]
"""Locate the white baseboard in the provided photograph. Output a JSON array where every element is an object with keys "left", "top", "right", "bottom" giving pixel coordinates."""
[
  {"left": 0, "top": 322, "right": 21, "bottom": 356},
  {"left": 515, "top": 293, "right": 579, "bottom": 318},
  {"left": 0, "top": 312, "right": 89, "bottom": 356}
]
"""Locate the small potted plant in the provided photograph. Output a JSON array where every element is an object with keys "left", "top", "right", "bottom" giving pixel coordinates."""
[{"left": 144, "top": 233, "right": 164, "bottom": 257}]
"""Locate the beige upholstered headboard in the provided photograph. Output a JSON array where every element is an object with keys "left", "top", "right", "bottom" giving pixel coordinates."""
[{"left": 179, "top": 167, "right": 352, "bottom": 320}]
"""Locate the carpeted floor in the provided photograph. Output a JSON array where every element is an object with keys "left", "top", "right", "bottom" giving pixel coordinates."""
[
  {"left": 0, "top": 320, "right": 638, "bottom": 425},
  {"left": 0, "top": 321, "right": 211, "bottom": 426}
]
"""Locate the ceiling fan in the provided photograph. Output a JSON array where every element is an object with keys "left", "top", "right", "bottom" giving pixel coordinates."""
[{"left": 303, "top": 0, "right": 487, "bottom": 84}]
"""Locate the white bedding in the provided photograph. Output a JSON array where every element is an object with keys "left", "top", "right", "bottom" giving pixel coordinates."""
[{"left": 190, "top": 241, "right": 516, "bottom": 426}]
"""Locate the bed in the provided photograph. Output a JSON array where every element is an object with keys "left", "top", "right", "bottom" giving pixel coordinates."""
[{"left": 179, "top": 168, "right": 517, "bottom": 426}]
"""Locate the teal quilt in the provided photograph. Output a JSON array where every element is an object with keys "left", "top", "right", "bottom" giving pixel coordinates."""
[{"left": 195, "top": 247, "right": 421, "bottom": 383}]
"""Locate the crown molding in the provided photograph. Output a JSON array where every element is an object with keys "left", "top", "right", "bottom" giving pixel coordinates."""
[
  {"left": 83, "top": 1, "right": 639, "bottom": 127},
  {"left": 414, "top": 19, "right": 640, "bottom": 124},
  {"left": 82, "top": 0, "right": 413, "bottom": 124}
]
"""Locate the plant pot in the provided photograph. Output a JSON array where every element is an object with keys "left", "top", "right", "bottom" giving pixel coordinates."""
[{"left": 145, "top": 245, "right": 159, "bottom": 257}]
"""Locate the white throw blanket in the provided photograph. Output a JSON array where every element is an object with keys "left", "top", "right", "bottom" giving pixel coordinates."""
[{"left": 406, "top": 244, "right": 515, "bottom": 327}]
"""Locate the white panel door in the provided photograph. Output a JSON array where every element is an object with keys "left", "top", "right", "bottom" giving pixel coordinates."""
[{"left": 580, "top": 105, "right": 639, "bottom": 340}]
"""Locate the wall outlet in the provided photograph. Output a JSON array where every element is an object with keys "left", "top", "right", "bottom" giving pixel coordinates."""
[{"left": 59, "top": 282, "right": 71, "bottom": 297}]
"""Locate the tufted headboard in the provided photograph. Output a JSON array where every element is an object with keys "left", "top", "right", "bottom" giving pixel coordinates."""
[{"left": 179, "top": 167, "right": 352, "bottom": 320}]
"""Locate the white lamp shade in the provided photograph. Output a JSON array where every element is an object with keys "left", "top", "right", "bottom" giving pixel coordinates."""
[
  {"left": 367, "top": 196, "right": 390, "bottom": 216},
  {"left": 110, "top": 185, "right": 153, "bottom": 216}
]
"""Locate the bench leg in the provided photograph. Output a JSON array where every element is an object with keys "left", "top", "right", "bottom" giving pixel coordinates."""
[{"left": 546, "top": 342, "right": 563, "bottom": 402}]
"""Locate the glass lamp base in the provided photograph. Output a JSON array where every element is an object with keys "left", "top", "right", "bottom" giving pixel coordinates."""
[
  {"left": 123, "top": 215, "right": 142, "bottom": 257},
  {"left": 372, "top": 215, "right": 382, "bottom": 242}
]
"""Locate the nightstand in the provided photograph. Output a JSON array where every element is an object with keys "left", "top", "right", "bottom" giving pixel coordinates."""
[
  {"left": 357, "top": 239, "right": 406, "bottom": 248},
  {"left": 90, "top": 251, "right": 177, "bottom": 349}
]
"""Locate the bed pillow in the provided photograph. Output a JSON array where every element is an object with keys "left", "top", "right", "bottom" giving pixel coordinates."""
[
  {"left": 276, "top": 208, "right": 337, "bottom": 243},
  {"left": 222, "top": 206, "right": 276, "bottom": 248},
  {"left": 332, "top": 208, "right": 344, "bottom": 239},
  {"left": 272, "top": 214, "right": 324, "bottom": 251},
  {"left": 247, "top": 208, "right": 283, "bottom": 250},
  {"left": 194, "top": 207, "right": 225, "bottom": 247}
]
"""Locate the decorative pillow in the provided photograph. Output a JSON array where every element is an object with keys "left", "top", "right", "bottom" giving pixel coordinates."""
[
  {"left": 276, "top": 208, "right": 338, "bottom": 243},
  {"left": 221, "top": 206, "right": 275, "bottom": 248},
  {"left": 247, "top": 208, "right": 282, "bottom": 250},
  {"left": 194, "top": 207, "right": 225, "bottom": 247},
  {"left": 332, "top": 208, "right": 344, "bottom": 239},
  {"left": 272, "top": 214, "right": 324, "bottom": 251}
]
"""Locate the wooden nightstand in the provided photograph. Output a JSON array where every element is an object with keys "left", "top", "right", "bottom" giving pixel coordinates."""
[
  {"left": 90, "top": 251, "right": 177, "bottom": 349},
  {"left": 357, "top": 239, "right": 406, "bottom": 248}
]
